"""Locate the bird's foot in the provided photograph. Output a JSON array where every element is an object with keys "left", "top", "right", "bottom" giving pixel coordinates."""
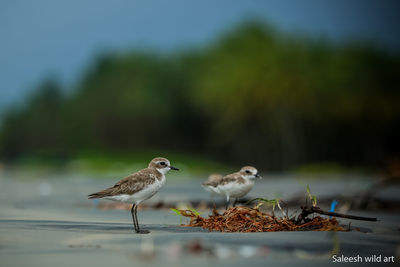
[{"left": 135, "top": 229, "right": 150, "bottom": 234}]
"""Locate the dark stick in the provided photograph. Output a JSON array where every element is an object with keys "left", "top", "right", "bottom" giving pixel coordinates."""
[
  {"left": 313, "top": 207, "right": 377, "bottom": 221},
  {"left": 299, "top": 206, "right": 377, "bottom": 222}
]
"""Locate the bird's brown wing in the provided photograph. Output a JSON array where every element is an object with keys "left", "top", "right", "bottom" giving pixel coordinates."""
[
  {"left": 203, "top": 174, "right": 223, "bottom": 187},
  {"left": 219, "top": 172, "right": 245, "bottom": 185},
  {"left": 88, "top": 168, "right": 158, "bottom": 199}
]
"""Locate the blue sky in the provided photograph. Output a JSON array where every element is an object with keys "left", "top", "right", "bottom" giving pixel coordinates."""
[{"left": 0, "top": 0, "right": 399, "bottom": 114}]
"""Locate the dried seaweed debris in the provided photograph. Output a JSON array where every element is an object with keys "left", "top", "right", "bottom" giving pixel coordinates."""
[{"left": 177, "top": 206, "right": 346, "bottom": 232}]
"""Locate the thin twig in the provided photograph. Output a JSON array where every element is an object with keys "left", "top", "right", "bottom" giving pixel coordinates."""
[{"left": 300, "top": 206, "right": 377, "bottom": 222}]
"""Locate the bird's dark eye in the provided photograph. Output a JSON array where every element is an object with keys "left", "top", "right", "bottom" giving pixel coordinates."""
[
  {"left": 245, "top": 170, "right": 251, "bottom": 174},
  {"left": 160, "top": 162, "right": 166, "bottom": 166}
]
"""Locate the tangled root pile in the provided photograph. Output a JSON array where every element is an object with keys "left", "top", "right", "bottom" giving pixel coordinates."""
[{"left": 179, "top": 206, "right": 345, "bottom": 232}]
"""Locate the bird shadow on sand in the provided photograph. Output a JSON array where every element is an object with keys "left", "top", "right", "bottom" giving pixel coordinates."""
[{"left": 0, "top": 219, "right": 208, "bottom": 234}]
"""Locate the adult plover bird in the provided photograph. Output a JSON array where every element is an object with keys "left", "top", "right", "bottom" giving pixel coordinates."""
[
  {"left": 216, "top": 166, "right": 261, "bottom": 209},
  {"left": 88, "top": 157, "right": 179, "bottom": 234}
]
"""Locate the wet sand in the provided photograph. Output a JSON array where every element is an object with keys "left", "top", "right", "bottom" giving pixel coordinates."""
[{"left": 0, "top": 173, "right": 399, "bottom": 266}]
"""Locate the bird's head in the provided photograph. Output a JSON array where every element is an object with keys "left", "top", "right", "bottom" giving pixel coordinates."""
[
  {"left": 240, "top": 166, "right": 261, "bottom": 179},
  {"left": 149, "top": 157, "right": 179, "bottom": 174}
]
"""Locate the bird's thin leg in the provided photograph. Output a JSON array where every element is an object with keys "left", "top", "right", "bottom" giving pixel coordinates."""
[
  {"left": 134, "top": 204, "right": 140, "bottom": 232},
  {"left": 225, "top": 195, "right": 230, "bottom": 210},
  {"left": 233, "top": 198, "right": 238, "bottom": 207},
  {"left": 131, "top": 204, "right": 138, "bottom": 232},
  {"left": 134, "top": 204, "right": 150, "bottom": 234},
  {"left": 134, "top": 204, "right": 139, "bottom": 230}
]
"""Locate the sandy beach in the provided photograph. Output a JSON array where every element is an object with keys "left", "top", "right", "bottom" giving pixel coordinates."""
[{"left": 0, "top": 173, "right": 399, "bottom": 266}]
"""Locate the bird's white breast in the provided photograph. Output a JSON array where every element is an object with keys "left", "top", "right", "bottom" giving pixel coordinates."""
[{"left": 217, "top": 179, "right": 254, "bottom": 198}]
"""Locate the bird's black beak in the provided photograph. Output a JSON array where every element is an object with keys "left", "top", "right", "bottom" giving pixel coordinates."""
[
  {"left": 169, "top": 166, "right": 179, "bottom": 171},
  {"left": 255, "top": 173, "right": 262, "bottom": 179}
]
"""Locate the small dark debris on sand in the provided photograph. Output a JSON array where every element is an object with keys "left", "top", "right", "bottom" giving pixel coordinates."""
[
  {"left": 178, "top": 206, "right": 346, "bottom": 232},
  {"left": 68, "top": 244, "right": 101, "bottom": 249}
]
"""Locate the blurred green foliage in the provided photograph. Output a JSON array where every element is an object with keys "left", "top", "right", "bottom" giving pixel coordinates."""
[{"left": 0, "top": 21, "right": 399, "bottom": 170}]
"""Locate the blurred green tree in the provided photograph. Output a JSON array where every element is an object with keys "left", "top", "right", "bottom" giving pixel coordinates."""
[{"left": 0, "top": 21, "right": 399, "bottom": 170}]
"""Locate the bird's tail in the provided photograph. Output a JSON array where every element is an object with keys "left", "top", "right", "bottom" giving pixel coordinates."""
[
  {"left": 88, "top": 192, "right": 106, "bottom": 199},
  {"left": 88, "top": 193, "right": 100, "bottom": 199},
  {"left": 88, "top": 186, "right": 115, "bottom": 199}
]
